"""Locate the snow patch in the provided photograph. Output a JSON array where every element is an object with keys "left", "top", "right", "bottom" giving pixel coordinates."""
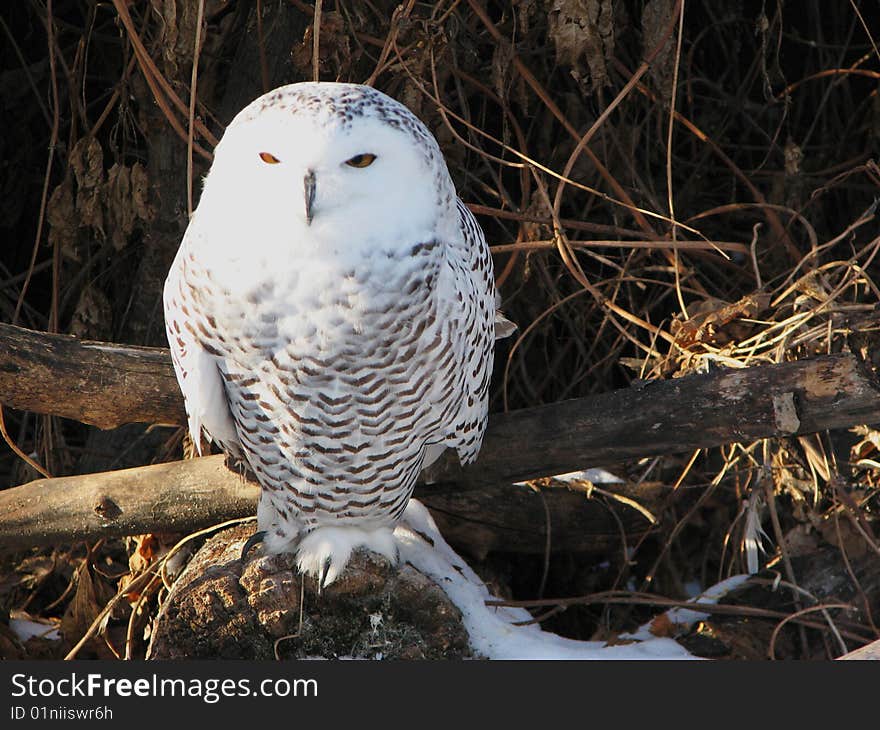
[
  {"left": 9, "top": 616, "right": 61, "bottom": 642},
  {"left": 395, "top": 500, "right": 696, "bottom": 660},
  {"left": 514, "top": 468, "right": 624, "bottom": 487},
  {"left": 624, "top": 573, "right": 751, "bottom": 642}
]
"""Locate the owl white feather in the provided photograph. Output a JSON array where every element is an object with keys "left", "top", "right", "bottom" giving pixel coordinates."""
[{"left": 164, "top": 82, "right": 505, "bottom": 586}]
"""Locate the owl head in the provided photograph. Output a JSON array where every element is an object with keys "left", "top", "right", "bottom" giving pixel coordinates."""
[{"left": 194, "top": 83, "right": 460, "bottom": 256}]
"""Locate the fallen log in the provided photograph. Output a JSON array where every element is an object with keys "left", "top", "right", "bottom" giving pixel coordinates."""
[{"left": 1, "top": 323, "right": 879, "bottom": 553}]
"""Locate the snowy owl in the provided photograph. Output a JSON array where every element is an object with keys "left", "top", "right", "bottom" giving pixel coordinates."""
[{"left": 164, "top": 82, "right": 509, "bottom": 586}]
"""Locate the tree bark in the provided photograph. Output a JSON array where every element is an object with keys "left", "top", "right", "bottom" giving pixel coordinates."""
[
  {"left": 0, "top": 456, "right": 256, "bottom": 551},
  {"left": 0, "top": 324, "right": 182, "bottom": 430}
]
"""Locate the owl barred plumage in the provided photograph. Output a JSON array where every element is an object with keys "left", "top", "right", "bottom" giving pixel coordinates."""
[{"left": 163, "top": 82, "right": 503, "bottom": 585}]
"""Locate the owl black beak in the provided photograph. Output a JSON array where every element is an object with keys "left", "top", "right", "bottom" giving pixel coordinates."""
[{"left": 304, "top": 169, "right": 316, "bottom": 225}]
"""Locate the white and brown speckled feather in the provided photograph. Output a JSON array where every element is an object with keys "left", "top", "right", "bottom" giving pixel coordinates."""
[{"left": 164, "top": 82, "right": 497, "bottom": 584}]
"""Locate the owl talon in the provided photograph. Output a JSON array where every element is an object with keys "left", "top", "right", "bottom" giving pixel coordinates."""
[
  {"left": 319, "top": 559, "right": 333, "bottom": 592},
  {"left": 241, "top": 530, "right": 267, "bottom": 561},
  {"left": 295, "top": 525, "right": 398, "bottom": 588}
]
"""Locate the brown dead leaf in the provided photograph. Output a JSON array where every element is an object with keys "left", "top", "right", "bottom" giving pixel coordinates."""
[
  {"left": 547, "top": 0, "right": 615, "bottom": 88},
  {"left": 69, "top": 137, "right": 103, "bottom": 189},
  {"left": 118, "top": 534, "right": 172, "bottom": 603},
  {"left": 60, "top": 561, "right": 116, "bottom": 657},
  {"left": 70, "top": 137, "right": 105, "bottom": 238},
  {"left": 672, "top": 292, "right": 771, "bottom": 348},
  {"left": 149, "top": 0, "right": 202, "bottom": 77},
  {"left": 46, "top": 178, "right": 79, "bottom": 261},
  {"left": 68, "top": 285, "right": 112, "bottom": 340},
  {"left": 648, "top": 611, "right": 675, "bottom": 637},
  {"left": 105, "top": 162, "right": 154, "bottom": 250},
  {"left": 130, "top": 162, "right": 154, "bottom": 222},
  {"left": 76, "top": 192, "right": 104, "bottom": 239},
  {"left": 106, "top": 163, "right": 131, "bottom": 250},
  {"left": 128, "top": 534, "right": 160, "bottom": 576}
]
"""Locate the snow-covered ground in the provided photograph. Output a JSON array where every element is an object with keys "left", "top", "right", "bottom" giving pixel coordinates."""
[{"left": 397, "top": 499, "right": 746, "bottom": 660}]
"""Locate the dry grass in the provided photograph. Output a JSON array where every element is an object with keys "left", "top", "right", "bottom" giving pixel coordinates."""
[{"left": 1, "top": 0, "right": 879, "bottom": 659}]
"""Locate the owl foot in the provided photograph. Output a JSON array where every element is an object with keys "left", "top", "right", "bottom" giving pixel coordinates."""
[
  {"left": 240, "top": 530, "right": 267, "bottom": 561},
  {"left": 296, "top": 526, "right": 399, "bottom": 590}
]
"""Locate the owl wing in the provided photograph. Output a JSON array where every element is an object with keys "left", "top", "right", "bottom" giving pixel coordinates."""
[
  {"left": 163, "top": 243, "right": 242, "bottom": 457},
  {"left": 441, "top": 200, "right": 498, "bottom": 466}
]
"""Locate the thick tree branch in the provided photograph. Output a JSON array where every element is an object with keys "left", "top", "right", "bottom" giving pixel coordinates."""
[
  {"left": 0, "top": 324, "right": 183, "bottom": 429},
  {"left": 0, "top": 456, "right": 256, "bottom": 552},
  {"left": 1, "top": 323, "right": 879, "bottom": 553}
]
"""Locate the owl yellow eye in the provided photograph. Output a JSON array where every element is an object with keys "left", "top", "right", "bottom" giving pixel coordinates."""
[
  {"left": 259, "top": 152, "right": 281, "bottom": 164},
  {"left": 345, "top": 153, "right": 377, "bottom": 168}
]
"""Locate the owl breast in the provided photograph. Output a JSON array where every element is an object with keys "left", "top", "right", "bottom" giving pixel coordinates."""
[{"left": 178, "top": 238, "right": 473, "bottom": 530}]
